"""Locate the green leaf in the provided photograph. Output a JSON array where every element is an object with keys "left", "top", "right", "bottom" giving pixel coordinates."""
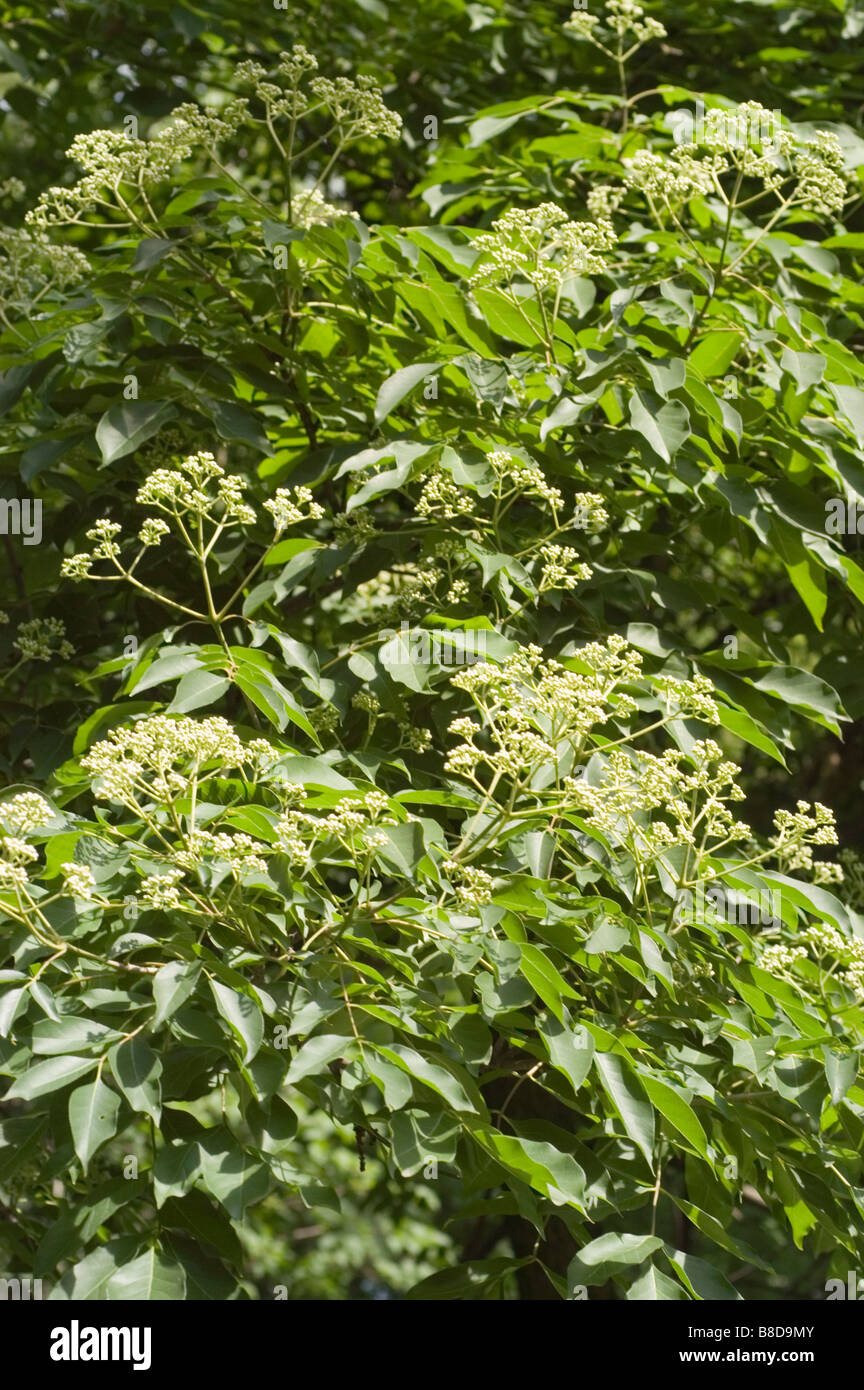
[
  {"left": 374, "top": 363, "right": 441, "bottom": 423},
  {"left": 153, "top": 1142, "right": 202, "bottom": 1208},
  {"left": 108, "top": 1038, "right": 162, "bottom": 1123},
  {"left": 161, "top": 1189, "right": 244, "bottom": 1265},
  {"left": 270, "top": 756, "right": 356, "bottom": 790},
  {"left": 234, "top": 667, "right": 318, "bottom": 739},
  {"left": 478, "top": 1130, "right": 587, "bottom": 1208},
  {"left": 129, "top": 647, "right": 203, "bottom": 694},
  {"left": 406, "top": 1256, "right": 532, "bottom": 1300},
  {"left": 825, "top": 1048, "right": 857, "bottom": 1106},
  {"left": 467, "top": 111, "right": 527, "bottom": 147},
  {"left": 284, "top": 1033, "right": 350, "bottom": 1085},
  {"left": 781, "top": 347, "right": 826, "bottom": 393},
  {"left": 210, "top": 980, "right": 264, "bottom": 1063},
  {"left": 95, "top": 401, "right": 174, "bottom": 465},
  {"left": 376, "top": 1043, "right": 481, "bottom": 1113},
  {"left": 0, "top": 986, "right": 28, "bottom": 1037},
  {"left": 770, "top": 521, "right": 827, "bottom": 629},
  {"left": 628, "top": 391, "right": 690, "bottom": 461},
  {"left": 5, "top": 1054, "right": 97, "bottom": 1100},
  {"left": 627, "top": 1263, "right": 689, "bottom": 1300},
  {"left": 31, "top": 1017, "right": 121, "bottom": 1055},
  {"left": 689, "top": 330, "right": 740, "bottom": 378},
  {"left": 583, "top": 919, "right": 630, "bottom": 954},
  {"left": 517, "top": 943, "right": 580, "bottom": 1022},
  {"left": 167, "top": 669, "right": 231, "bottom": 714},
  {"left": 106, "top": 1247, "right": 187, "bottom": 1300},
  {"left": 69, "top": 1077, "right": 121, "bottom": 1175},
  {"left": 749, "top": 665, "right": 845, "bottom": 734},
  {"left": 132, "top": 236, "right": 176, "bottom": 271},
  {"left": 48, "top": 1237, "right": 139, "bottom": 1300},
  {"left": 829, "top": 382, "right": 864, "bottom": 446},
  {"left": 152, "top": 961, "right": 201, "bottom": 1027},
  {"left": 567, "top": 1233, "right": 663, "bottom": 1289},
  {"left": 668, "top": 1197, "right": 769, "bottom": 1268},
  {"left": 638, "top": 1072, "right": 709, "bottom": 1158},
  {"left": 207, "top": 399, "right": 272, "bottom": 453},
  {"left": 198, "top": 1129, "right": 269, "bottom": 1219},
  {"left": 594, "top": 1052, "right": 655, "bottom": 1166},
  {"left": 538, "top": 1014, "right": 594, "bottom": 1092},
  {"left": 715, "top": 701, "right": 788, "bottom": 768},
  {"left": 666, "top": 1248, "right": 744, "bottom": 1300}
]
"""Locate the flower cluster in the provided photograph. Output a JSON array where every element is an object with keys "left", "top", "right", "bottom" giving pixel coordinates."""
[
  {"left": 487, "top": 451, "right": 566, "bottom": 512},
  {"left": 759, "top": 942, "right": 807, "bottom": 983},
  {"left": 332, "top": 507, "right": 377, "bottom": 545},
  {"left": 139, "top": 517, "right": 171, "bottom": 548},
  {"left": 26, "top": 111, "right": 244, "bottom": 228},
  {"left": 85, "top": 519, "right": 122, "bottom": 561},
  {"left": 264, "top": 485, "right": 325, "bottom": 528},
  {"left": 398, "top": 721, "right": 433, "bottom": 753},
  {"left": 793, "top": 129, "right": 847, "bottom": 216},
  {"left": 345, "top": 563, "right": 445, "bottom": 624},
  {"left": 653, "top": 672, "right": 720, "bottom": 722},
  {"left": 62, "top": 453, "right": 267, "bottom": 583},
  {"left": 760, "top": 921, "right": 864, "bottom": 999},
  {"left": 0, "top": 792, "right": 55, "bottom": 835},
  {"left": 587, "top": 185, "right": 625, "bottom": 221},
  {"left": 140, "top": 869, "right": 185, "bottom": 911},
  {"left": 307, "top": 75, "right": 402, "bottom": 142},
  {"left": 12, "top": 617, "right": 74, "bottom": 663},
  {"left": 539, "top": 544, "right": 592, "bottom": 590},
  {"left": 417, "top": 467, "right": 476, "bottom": 520},
  {"left": 441, "top": 859, "right": 494, "bottom": 907},
  {"left": 276, "top": 789, "right": 397, "bottom": 867},
  {"left": 163, "top": 101, "right": 250, "bottom": 156},
  {"left": 802, "top": 923, "right": 864, "bottom": 998},
  {"left": 172, "top": 831, "right": 269, "bottom": 879},
  {"left": 81, "top": 715, "right": 276, "bottom": 805},
  {"left": 622, "top": 102, "right": 846, "bottom": 219},
  {"left": 60, "top": 458, "right": 327, "bottom": 633},
  {"left": 138, "top": 452, "right": 256, "bottom": 525},
  {"left": 812, "top": 861, "right": 844, "bottom": 886},
  {"left": 0, "top": 834, "right": 38, "bottom": 889},
  {"left": 572, "top": 492, "right": 609, "bottom": 531},
  {"left": 60, "top": 553, "right": 95, "bottom": 581},
  {"left": 0, "top": 178, "right": 25, "bottom": 202},
  {"left": 446, "top": 637, "right": 645, "bottom": 781},
  {"left": 0, "top": 227, "right": 89, "bottom": 307},
  {"left": 61, "top": 861, "right": 97, "bottom": 901},
  {"left": 622, "top": 148, "right": 719, "bottom": 204},
  {"left": 292, "top": 187, "right": 353, "bottom": 227},
  {"left": 838, "top": 849, "right": 864, "bottom": 910},
  {"left": 236, "top": 46, "right": 401, "bottom": 142},
  {"left": 565, "top": 0, "right": 666, "bottom": 51},
  {"left": 308, "top": 703, "right": 340, "bottom": 735},
  {"left": 569, "top": 740, "right": 750, "bottom": 858},
  {"left": 26, "top": 46, "right": 399, "bottom": 236},
  {"left": 770, "top": 800, "right": 839, "bottom": 876},
  {"left": 470, "top": 204, "right": 615, "bottom": 295}
]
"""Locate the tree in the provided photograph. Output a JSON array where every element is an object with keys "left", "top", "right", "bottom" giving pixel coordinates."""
[{"left": 1, "top": 1, "right": 863, "bottom": 1301}]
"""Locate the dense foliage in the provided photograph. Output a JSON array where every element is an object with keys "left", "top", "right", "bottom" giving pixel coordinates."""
[{"left": 2, "top": 0, "right": 864, "bottom": 1301}]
